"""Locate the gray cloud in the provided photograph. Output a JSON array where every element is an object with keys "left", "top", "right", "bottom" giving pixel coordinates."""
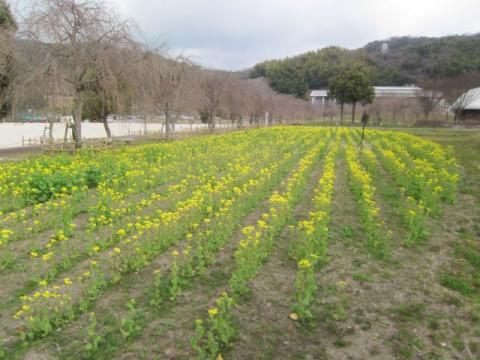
[{"left": 113, "top": 0, "right": 479, "bottom": 70}]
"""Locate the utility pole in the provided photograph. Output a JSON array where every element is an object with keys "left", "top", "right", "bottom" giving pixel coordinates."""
[{"left": 360, "top": 110, "right": 369, "bottom": 146}]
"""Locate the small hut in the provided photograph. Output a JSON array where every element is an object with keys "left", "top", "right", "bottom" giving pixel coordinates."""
[{"left": 456, "top": 87, "right": 480, "bottom": 123}]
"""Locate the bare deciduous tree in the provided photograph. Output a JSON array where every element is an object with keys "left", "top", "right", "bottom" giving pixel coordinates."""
[
  {"left": 416, "top": 89, "right": 443, "bottom": 120},
  {"left": 425, "top": 74, "right": 480, "bottom": 123},
  {"left": 16, "top": 0, "right": 137, "bottom": 146},
  {"left": 450, "top": 87, "right": 480, "bottom": 123},
  {"left": 197, "top": 69, "right": 230, "bottom": 129},
  {"left": 139, "top": 53, "right": 192, "bottom": 134}
]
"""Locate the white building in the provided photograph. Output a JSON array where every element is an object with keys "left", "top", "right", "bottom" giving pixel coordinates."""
[
  {"left": 374, "top": 86, "right": 421, "bottom": 98},
  {"left": 310, "top": 90, "right": 332, "bottom": 106},
  {"left": 310, "top": 86, "right": 421, "bottom": 105}
]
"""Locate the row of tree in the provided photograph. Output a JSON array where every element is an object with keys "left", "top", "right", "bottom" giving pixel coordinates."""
[
  {"left": 327, "top": 66, "right": 374, "bottom": 123},
  {"left": 251, "top": 35, "right": 480, "bottom": 109},
  {"left": 0, "top": 0, "right": 321, "bottom": 146},
  {"left": 251, "top": 47, "right": 364, "bottom": 98}
]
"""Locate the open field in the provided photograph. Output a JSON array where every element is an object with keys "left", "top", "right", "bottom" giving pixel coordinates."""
[
  {"left": 0, "top": 126, "right": 478, "bottom": 360},
  {"left": 0, "top": 122, "right": 229, "bottom": 149}
]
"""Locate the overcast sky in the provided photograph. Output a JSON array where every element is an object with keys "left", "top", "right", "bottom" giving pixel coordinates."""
[{"left": 111, "top": 0, "right": 478, "bottom": 70}]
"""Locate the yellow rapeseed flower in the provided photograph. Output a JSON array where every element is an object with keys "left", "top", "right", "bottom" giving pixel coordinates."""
[
  {"left": 208, "top": 308, "right": 218, "bottom": 317},
  {"left": 298, "top": 259, "right": 312, "bottom": 268}
]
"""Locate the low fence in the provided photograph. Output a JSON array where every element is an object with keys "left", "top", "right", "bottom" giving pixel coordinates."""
[
  {"left": 31, "top": 123, "right": 254, "bottom": 154},
  {"left": 42, "top": 138, "right": 115, "bottom": 154},
  {"left": 126, "top": 123, "right": 251, "bottom": 141}
]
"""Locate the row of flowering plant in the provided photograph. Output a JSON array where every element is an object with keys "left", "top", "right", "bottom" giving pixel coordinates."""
[
  {"left": 345, "top": 140, "right": 389, "bottom": 259},
  {"left": 12, "top": 130, "right": 310, "bottom": 340},
  {"left": 191, "top": 132, "right": 330, "bottom": 359},
  {"left": 290, "top": 137, "right": 340, "bottom": 321}
]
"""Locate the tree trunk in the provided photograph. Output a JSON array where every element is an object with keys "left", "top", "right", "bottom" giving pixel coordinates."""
[
  {"left": 351, "top": 102, "right": 356, "bottom": 123},
  {"left": 165, "top": 110, "right": 176, "bottom": 138},
  {"left": 165, "top": 111, "right": 171, "bottom": 135},
  {"left": 340, "top": 103, "right": 344, "bottom": 124},
  {"left": 209, "top": 112, "right": 215, "bottom": 130},
  {"left": 164, "top": 104, "right": 174, "bottom": 136},
  {"left": 72, "top": 94, "right": 83, "bottom": 148},
  {"left": 48, "top": 116, "right": 54, "bottom": 140},
  {"left": 103, "top": 114, "right": 112, "bottom": 138}
]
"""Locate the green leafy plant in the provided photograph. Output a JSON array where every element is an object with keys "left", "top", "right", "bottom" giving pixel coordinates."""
[
  {"left": 83, "top": 312, "right": 102, "bottom": 359},
  {"left": 191, "top": 292, "right": 235, "bottom": 359},
  {"left": 119, "top": 299, "right": 144, "bottom": 340},
  {"left": 292, "top": 258, "right": 318, "bottom": 321}
]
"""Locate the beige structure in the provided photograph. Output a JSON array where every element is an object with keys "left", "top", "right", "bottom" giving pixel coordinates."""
[{"left": 310, "top": 86, "right": 421, "bottom": 105}]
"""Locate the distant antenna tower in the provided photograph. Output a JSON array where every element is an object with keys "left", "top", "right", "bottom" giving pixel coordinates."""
[{"left": 381, "top": 42, "right": 389, "bottom": 55}]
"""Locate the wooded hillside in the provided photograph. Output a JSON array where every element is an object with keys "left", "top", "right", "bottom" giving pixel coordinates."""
[{"left": 250, "top": 34, "right": 480, "bottom": 98}]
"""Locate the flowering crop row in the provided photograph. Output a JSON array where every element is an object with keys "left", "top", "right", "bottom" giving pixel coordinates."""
[
  {"left": 0, "top": 131, "right": 277, "bottom": 256},
  {"left": 363, "top": 131, "right": 458, "bottom": 246},
  {"left": 370, "top": 132, "right": 457, "bottom": 216},
  {"left": 0, "top": 130, "right": 296, "bottom": 290},
  {"left": 0, "top": 131, "right": 265, "bottom": 222},
  {"left": 380, "top": 131, "right": 458, "bottom": 203},
  {"left": 0, "top": 127, "right": 460, "bottom": 359},
  {"left": 149, "top": 139, "right": 306, "bottom": 305},
  {"left": 191, "top": 133, "right": 330, "bottom": 358},
  {"left": 13, "top": 130, "right": 316, "bottom": 340},
  {"left": 345, "top": 139, "right": 389, "bottom": 259},
  {"left": 228, "top": 136, "right": 329, "bottom": 295},
  {"left": 290, "top": 136, "right": 340, "bottom": 321},
  {"left": 364, "top": 141, "right": 427, "bottom": 246},
  {"left": 58, "top": 132, "right": 319, "bottom": 359}
]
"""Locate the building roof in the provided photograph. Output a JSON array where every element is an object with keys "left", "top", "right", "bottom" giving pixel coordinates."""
[
  {"left": 374, "top": 86, "right": 421, "bottom": 97},
  {"left": 310, "top": 86, "right": 421, "bottom": 99},
  {"left": 461, "top": 88, "right": 480, "bottom": 110},
  {"left": 310, "top": 90, "right": 328, "bottom": 97}
]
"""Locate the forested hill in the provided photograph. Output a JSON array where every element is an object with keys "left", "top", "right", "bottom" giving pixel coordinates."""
[{"left": 249, "top": 33, "right": 480, "bottom": 98}]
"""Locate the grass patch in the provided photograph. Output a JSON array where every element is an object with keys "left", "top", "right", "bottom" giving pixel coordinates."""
[
  {"left": 440, "top": 274, "right": 474, "bottom": 295},
  {"left": 391, "top": 327, "right": 424, "bottom": 359},
  {"left": 390, "top": 302, "right": 425, "bottom": 322},
  {"left": 352, "top": 272, "right": 373, "bottom": 283}
]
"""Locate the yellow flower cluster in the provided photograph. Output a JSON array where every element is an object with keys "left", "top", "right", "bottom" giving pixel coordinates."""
[
  {"left": 14, "top": 129, "right": 312, "bottom": 336},
  {"left": 345, "top": 140, "right": 387, "bottom": 259},
  {"left": 298, "top": 259, "right": 312, "bottom": 268},
  {"left": 290, "top": 135, "right": 340, "bottom": 320},
  {"left": 368, "top": 130, "right": 458, "bottom": 245},
  {"left": 290, "top": 136, "right": 340, "bottom": 264},
  {"left": 4, "top": 127, "right": 457, "bottom": 343},
  {"left": 230, "top": 135, "right": 328, "bottom": 295}
]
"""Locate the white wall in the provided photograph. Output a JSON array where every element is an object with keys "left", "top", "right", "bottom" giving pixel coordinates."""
[{"left": 0, "top": 122, "right": 217, "bottom": 148}]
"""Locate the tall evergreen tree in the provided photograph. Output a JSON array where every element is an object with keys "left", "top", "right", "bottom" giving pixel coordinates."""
[
  {"left": 266, "top": 60, "right": 308, "bottom": 99},
  {"left": 328, "top": 66, "right": 374, "bottom": 123}
]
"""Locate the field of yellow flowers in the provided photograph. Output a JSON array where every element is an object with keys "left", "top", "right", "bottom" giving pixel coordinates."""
[{"left": 0, "top": 126, "right": 477, "bottom": 360}]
